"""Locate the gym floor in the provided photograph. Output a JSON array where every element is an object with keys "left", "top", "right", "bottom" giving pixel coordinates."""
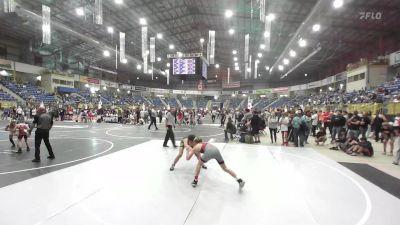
[{"left": 0, "top": 120, "right": 399, "bottom": 225}]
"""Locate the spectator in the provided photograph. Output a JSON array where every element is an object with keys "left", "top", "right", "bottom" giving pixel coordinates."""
[
  {"left": 347, "top": 111, "right": 361, "bottom": 138},
  {"left": 315, "top": 127, "right": 327, "bottom": 145},
  {"left": 331, "top": 110, "right": 346, "bottom": 142},
  {"left": 250, "top": 110, "right": 262, "bottom": 143},
  {"left": 392, "top": 127, "right": 400, "bottom": 165},
  {"left": 224, "top": 117, "right": 236, "bottom": 142},
  {"left": 381, "top": 122, "right": 395, "bottom": 156},
  {"left": 359, "top": 112, "right": 371, "bottom": 139},
  {"left": 279, "top": 112, "right": 290, "bottom": 146},
  {"left": 268, "top": 111, "right": 278, "bottom": 143},
  {"left": 347, "top": 137, "right": 374, "bottom": 157},
  {"left": 311, "top": 110, "right": 318, "bottom": 137}
]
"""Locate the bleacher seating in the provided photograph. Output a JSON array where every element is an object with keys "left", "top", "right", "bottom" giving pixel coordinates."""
[
  {"left": 178, "top": 97, "right": 193, "bottom": 108},
  {"left": 0, "top": 90, "right": 15, "bottom": 101},
  {"left": 1, "top": 80, "right": 55, "bottom": 103}
]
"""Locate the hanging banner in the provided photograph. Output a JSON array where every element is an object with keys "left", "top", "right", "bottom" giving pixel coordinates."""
[
  {"left": 119, "top": 32, "right": 126, "bottom": 62},
  {"left": 150, "top": 37, "right": 155, "bottom": 63},
  {"left": 166, "top": 69, "right": 170, "bottom": 85},
  {"left": 227, "top": 67, "right": 230, "bottom": 84},
  {"left": 80, "top": 76, "right": 100, "bottom": 85},
  {"left": 94, "top": 0, "right": 103, "bottom": 25},
  {"left": 4, "top": 0, "right": 15, "bottom": 13},
  {"left": 254, "top": 60, "right": 259, "bottom": 79},
  {"left": 142, "top": 26, "right": 148, "bottom": 73},
  {"left": 272, "top": 87, "right": 289, "bottom": 93},
  {"left": 209, "top": 30, "right": 215, "bottom": 64},
  {"left": 245, "top": 62, "right": 249, "bottom": 80},
  {"left": 255, "top": 89, "right": 272, "bottom": 94},
  {"left": 244, "top": 34, "right": 249, "bottom": 62},
  {"left": 259, "top": 0, "right": 265, "bottom": 22},
  {"left": 42, "top": 5, "right": 51, "bottom": 44}
]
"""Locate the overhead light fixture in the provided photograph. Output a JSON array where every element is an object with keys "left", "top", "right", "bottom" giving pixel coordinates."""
[
  {"left": 264, "top": 31, "right": 270, "bottom": 38},
  {"left": 266, "top": 13, "right": 276, "bottom": 21},
  {"left": 215, "top": 64, "right": 220, "bottom": 68},
  {"left": 169, "top": 44, "right": 174, "bottom": 50},
  {"left": 228, "top": 28, "right": 235, "bottom": 35},
  {"left": 278, "top": 65, "right": 284, "bottom": 71},
  {"left": 148, "top": 69, "right": 153, "bottom": 74},
  {"left": 235, "top": 67, "right": 240, "bottom": 71},
  {"left": 289, "top": 50, "right": 297, "bottom": 57},
  {"left": 283, "top": 58, "right": 289, "bottom": 65},
  {"left": 247, "top": 68, "right": 251, "bottom": 72},
  {"left": 156, "top": 33, "right": 163, "bottom": 39},
  {"left": 117, "top": 88, "right": 120, "bottom": 92},
  {"left": 312, "top": 23, "right": 321, "bottom": 32},
  {"left": 103, "top": 50, "right": 110, "bottom": 57},
  {"left": 333, "top": 0, "right": 344, "bottom": 9},
  {"left": 298, "top": 38, "right": 307, "bottom": 47},
  {"left": 114, "top": 0, "right": 123, "bottom": 4},
  {"left": 137, "top": 77, "right": 140, "bottom": 80},
  {"left": 166, "top": 63, "right": 170, "bottom": 67},
  {"left": 200, "top": 38, "right": 205, "bottom": 43},
  {"left": 234, "top": 62, "right": 239, "bottom": 66},
  {"left": 233, "top": 57, "right": 238, "bottom": 61},
  {"left": 139, "top": 18, "right": 147, "bottom": 26},
  {"left": 305, "top": 73, "right": 308, "bottom": 77},
  {"left": 232, "top": 50, "right": 237, "bottom": 55},
  {"left": 215, "top": 75, "right": 218, "bottom": 78},
  {"left": 157, "top": 57, "right": 162, "bottom": 62},
  {"left": 225, "top": 9, "right": 233, "bottom": 18},
  {"left": 36, "top": 76, "right": 41, "bottom": 81},
  {"left": 265, "top": 66, "right": 270, "bottom": 70},
  {"left": 75, "top": 7, "right": 84, "bottom": 16},
  {"left": 103, "top": 86, "right": 107, "bottom": 90},
  {"left": 0, "top": 70, "right": 8, "bottom": 76},
  {"left": 156, "top": 77, "right": 159, "bottom": 79},
  {"left": 145, "top": 50, "right": 149, "bottom": 55},
  {"left": 127, "top": 90, "right": 131, "bottom": 94},
  {"left": 232, "top": 94, "right": 236, "bottom": 97},
  {"left": 107, "top": 27, "right": 114, "bottom": 34},
  {"left": 260, "top": 44, "right": 266, "bottom": 49},
  {"left": 255, "top": 59, "right": 260, "bottom": 63},
  {"left": 136, "top": 64, "right": 142, "bottom": 70},
  {"left": 257, "top": 53, "right": 263, "bottom": 58},
  {"left": 121, "top": 58, "right": 128, "bottom": 64}
]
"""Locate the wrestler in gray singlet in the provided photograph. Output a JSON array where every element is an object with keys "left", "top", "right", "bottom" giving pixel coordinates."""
[{"left": 199, "top": 142, "right": 224, "bottom": 164}]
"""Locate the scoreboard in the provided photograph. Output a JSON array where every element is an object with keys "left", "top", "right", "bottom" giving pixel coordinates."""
[{"left": 172, "top": 58, "right": 196, "bottom": 75}]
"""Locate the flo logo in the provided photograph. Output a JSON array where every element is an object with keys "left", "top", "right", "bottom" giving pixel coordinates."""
[{"left": 359, "top": 12, "right": 382, "bottom": 20}]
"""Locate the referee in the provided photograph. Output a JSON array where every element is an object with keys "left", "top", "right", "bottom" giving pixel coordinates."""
[
  {"left": 29, "top": 106, "right": 55, "bottom": 162},
  {"left": 163, "top": 108, "right": 177, "bottom": 148}
]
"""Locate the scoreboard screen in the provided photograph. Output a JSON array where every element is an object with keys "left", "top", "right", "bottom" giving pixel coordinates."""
[{"left": 172, "top": 58, "right": 196, "bottom": 75}]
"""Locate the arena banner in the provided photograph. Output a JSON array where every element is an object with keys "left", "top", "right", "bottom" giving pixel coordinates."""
[
  {"left": 255, "top": 89, "right": 272, "bottom": 94},
  {"left": 347, "top": 103, "right": 383, "bottom": 114},
  {"left": 121, "top": 84, "right": 132, "bottom": 90},
  {"left": 172, "top": 90, "right": 185, "bottom": 94},
  {"left": 134, "top": 86, "right": 149, "bottom": 92},
  {"left": 80, "top": 76, "right": 100, "bottom": 85},
  {"left": 185, "top": 90, "right": 201, "bottom": 95},
  {"left": 307, "top": 81, "right": 322, "bottom": 89},
  {"left": 100, "top": 80, "right": 118, "bottom": 88},
  {"left": 387, "top": 102, "right": 400, "bottom": 115},
  {"left": 272, "top": 87, "right": 289, "bottom": 93},
  {"left": 151, "top": 88, "right": 170, "bottom": 94}
]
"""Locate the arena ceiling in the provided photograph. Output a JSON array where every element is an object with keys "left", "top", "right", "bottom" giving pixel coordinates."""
[{"left": 0, "top": 0, "right": 399, "bottom": 88}]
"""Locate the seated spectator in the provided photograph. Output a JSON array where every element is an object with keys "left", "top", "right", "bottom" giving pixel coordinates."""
[
  {"left": 346, "top": 137, "right": 374, "bottom": 157},
  {"left": 224, "top": 117, "right": 236, "bottom": 142},
  {"left": 315, "top": 127, "right": 327, "bottom": 145},
  {"left": 330, "top": 128, "right": 347, "bottom": 150}
]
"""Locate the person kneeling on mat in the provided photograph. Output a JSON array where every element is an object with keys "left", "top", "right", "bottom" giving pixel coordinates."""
[
  {"left": 170, "top": 134, "right": 207, "bottom": 171},
  {"left": 186, "top": 137, "right": 245, "bottom": 188}
]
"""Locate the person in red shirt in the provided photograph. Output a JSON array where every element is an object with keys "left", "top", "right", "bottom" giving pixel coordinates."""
[{"left": 16, "top": 122, "right": 30, "bottom": 153}]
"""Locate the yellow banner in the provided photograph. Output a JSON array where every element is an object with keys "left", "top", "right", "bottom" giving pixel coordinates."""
[
  {"left": 387, "top": 102, "right": 400, "bottom": 115},
  {"left": 347, "top": 103, "right": 383, "bottom": 114}
]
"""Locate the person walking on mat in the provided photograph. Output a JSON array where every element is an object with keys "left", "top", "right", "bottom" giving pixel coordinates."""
[
  {"left": 186, "top": 137, "right": 245, "bottom": 188},
  {"left": 163, "top": 108, "right": 177, "bottom": 148},
  {"left": 29, "top": 106, "right": 55, "bottom": 162}
]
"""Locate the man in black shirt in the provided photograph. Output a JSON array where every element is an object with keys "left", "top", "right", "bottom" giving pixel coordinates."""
[
  {"left": 360, "top": 112, "right": 371, "bottom": 139},
  {"left": 29, "top": 106, "right": 55, "bottom": 162},
  {"left": 331, "top": 110, "right": 346, "bottom": 142},
  {"left": 347, "top": 111, "right": 361, "bottom": 138}
]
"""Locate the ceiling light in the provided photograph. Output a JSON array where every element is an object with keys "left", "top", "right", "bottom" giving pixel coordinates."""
[
  {"left": 305, "top": 73, "right": 308, "bottom": 77},
  {"left": 103, "top": 50, "right": 110, "bottom": 57},
  {"left": 117, "top": 88, "right": 120, "bottom": 92},
  {"left": 283, "top": 58, "right": 289, "bottom": 65},
  {"left": 225, "top": 10, "right": 233, "bottom": 18},
  {"left": 215, "top": 64, "right": 220, "bottom": 68},
  {"left": 156, "top": 33, "right": 163, "bottom": 39},
  {"left": 139, "top": 18, "right": 147, "bottom": 26},
  {"left": 228, "top": 28, "right": 235, "bottom": 35},
  {"left": 157, "top": 57, "right": 162, "bottom": 62},
  {"left": 233, "top": 57, "right": 238, "bottom": 62},
  {"left": 107, "top": 27, "right": 114, "bottom": 34},
  {"left": 137, "top": 77, "right": 140, "bottom": 80},
  {"left": 234, "top": 62, "right": 238, "bottom": 66},
  {"left": 235, "top": 67, "right": 239, "bottom": 71},
  {"left": 265, "top": 66, "right": 270, "bottom": 70},
  {"left": 103, "top": 86, "right": 107, "bottom": 90},
  {"left": 289, "top": 50, "right": 296, "bottom": 57},
  {"left": 200, "top": 38, "right": 205, "bottom": 43},
  {"left": 255, "top": 59, "right": 260, "bottom": 63},
  {"left": 156, "top": 77, "right": 159, "bottom": 79},
  {"left": 298, "top": 38, "right": 307, "bottom": 47},
  {"left": 215, "top": 75, "right": 218, "bottom": 78},
  {"left": 36, "top": 76, "right": 41, "bottom": 81},
  {"left": 136, "top": 64, "right": 142, "bottom": 70},
  {"left": 75, "top": 7, "right": 84, "bottom": 16},
  {"left": 266, "top": 13, "right": 276, "bottom": 21},
  {"left": 278, "top": 65, "right": 284, "bottom": 71},
  {"left": 121, "top": 58, "right": 128, "bottom": 64},
  {"left": 127, "top": 90, "right": 131, "bottom": 94},
  {"left": 166, "top": 63, "right": 170, "bottom": 67},
  {"left": 257, "top": 53, "right": 263, "bottom": 58},
  {"left": 177, "top": 52, "right": 183, "bottom": 58},
  {"left": 232, "top": 50, "right": 237, "bottom": 55},
  {"left": 312, "top": 23, "right": 321, "bottom": 32},
  {"left": 333, "top": 0, "right": 344, "bottom": 9},
  {"left": 247, "top": 68, "right": 251, "bottom": 72},
  {"left": 148, "top": 69, "right": 153, "bottom": 74},
  {"left": 264, "top": 31, "right": 270, "bottom": 38},
  {"left": 169, "top": 44, "right": 174, "bottom": 50},
  {"left": 114, "top": 0, "right": 123, "bottom": 4},
  {"left": 260, "top": 44, "right": 266, "bottom": 49},
  {"left": 146, "top": 50, "right": 149, "bottom": 55}
]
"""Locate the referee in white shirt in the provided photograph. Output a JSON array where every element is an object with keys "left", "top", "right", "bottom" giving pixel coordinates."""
[{"left": 163, "top": 108, "right": 177, "bottom": 148}]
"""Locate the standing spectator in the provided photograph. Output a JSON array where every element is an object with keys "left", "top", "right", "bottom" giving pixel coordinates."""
[
  {"left": 268, "top": 112, "right": 278, "bottom": 144},
  {"left": 29, "top": 106, "right": 55, "bottom": 162},
  {"left": 359, "top": 112, "right": 371, "bottom": 139},
  {"left": 392, "top": 127, "right": 400, "bottom": 165},
  {"left": 347, "top": 112, "right": 361, "bottom": 138},
  {"left": 371, "top": 111, "right": 386, "bottom": 142},
  {"left": 331, "top": 110, "right": 346, "bottom": 142},
  {"left": 148, "top": 108, "right": 159, "bottom": 130},
  {"left": 220, "top": 110, "right": 226, "bottom": 127},
  {"left": 311, "top": 110, "right": 318, "bottom": 137},
  {"left": 303, "top": 111, "right": 312, "bottom": 144},
  {"left": 224, "top": 117, "right": 236, "bottom": 142},
  {"left": 292, "top": 110, "right": 306, "bottom": 147},
  {"left": 393, "top": 113, "right": 400, "bottom": 128},
  {"left": 163, "top": 108, "right": 177, "bottom": 148},
  {"left": 250, "top": 110, "right": 262, "bottom": 143},
  {"left": 381, "top": 122, "right": 395, "bottom": 156},
  {"left": 158, "top": 109, "right": 163, "bottom": 123},
  {"left": 211, "top": 109, "right": 216, "bottom": 123},
  {"left": 279, "top": 112, "right": 290, "bottom": 146}
]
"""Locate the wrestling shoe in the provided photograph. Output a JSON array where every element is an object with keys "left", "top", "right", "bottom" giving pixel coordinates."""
[
  {"left": 191, "top": 179, "right": 198, "bottom": 187},
  {"left": 48, "top": 156, "right": 55, "bottom": 159},
  {"left": 26, "top": 147, "right": 30, "bottom": 152},
  {"left": 17, "top": 148, "right": 22, "bottom": 153},
  {"left": 32, "top": 158, "right": 41, "bottom": 163},
  {"left": 169, "top": 165, "right": 175, "bottom": 171},
  {"left": 237, "top": 179, "right": 245, "bottom": 188},
  {"left": 201, "top": 165, "right": 207, "bottom": 169}
]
